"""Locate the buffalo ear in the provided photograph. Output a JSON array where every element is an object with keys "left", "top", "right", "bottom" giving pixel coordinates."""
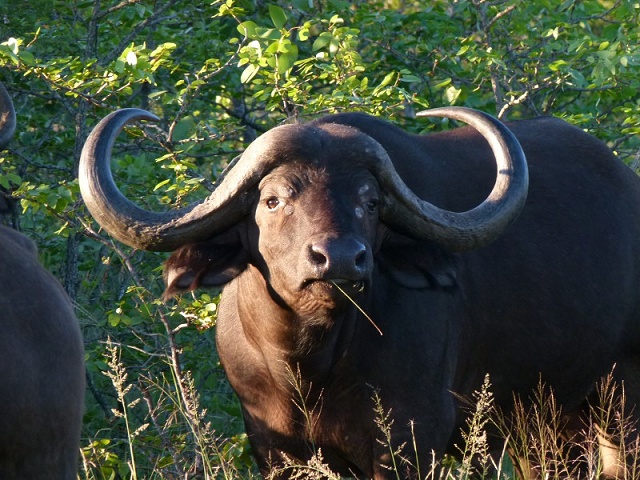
[
  {"left": 163, "top": 229, "right": 249, "bottom": 299},
  {"left": 377, "top": 231, "right": 458, "bottom": 290}
]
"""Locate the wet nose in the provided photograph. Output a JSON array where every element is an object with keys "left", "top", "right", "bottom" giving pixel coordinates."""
[{"left": 307, "top": 236, "right": 370, "bottom": 279}]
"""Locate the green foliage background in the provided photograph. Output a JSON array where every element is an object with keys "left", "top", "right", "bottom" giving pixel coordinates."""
[{"left": 0, "top": 1, "right": 638, "bottom": 478}]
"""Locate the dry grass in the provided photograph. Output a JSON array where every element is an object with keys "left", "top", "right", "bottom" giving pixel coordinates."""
[
  {"left": 82, "top": 341, "right": 640, "bottom": 479},
  {"left": 268, "top": 372, "right": 640, "bottom": 480}
]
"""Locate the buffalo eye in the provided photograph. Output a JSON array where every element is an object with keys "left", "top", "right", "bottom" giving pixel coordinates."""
[
  {"left": 365, "top": 199, "right": 378, "bottom": 213},
  {"left": 265, "top": 197, "right": 280, "bottom": 210}
]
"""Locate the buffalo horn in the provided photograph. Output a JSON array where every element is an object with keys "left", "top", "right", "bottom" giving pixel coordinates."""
[
  {"left": 377, "top": 107, "right": 529, "bottom": 251},
  {"left": 80, "top": 107, "right": 527, "bottom": 253},
  {"left": 80, "top": 108, "right": 275, "bottom": 251}
]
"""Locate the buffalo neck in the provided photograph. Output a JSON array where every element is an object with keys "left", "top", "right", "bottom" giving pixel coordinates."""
[{"left": 234, "top": 265, "right": 368, "bottom": 388}]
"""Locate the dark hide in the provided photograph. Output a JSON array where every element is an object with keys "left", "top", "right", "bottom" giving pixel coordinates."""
[
  {"left": 0, "top": 225, "right": 85, "bottom": 479},
  {"left": 165, "top": 114, "right": 640, "bottom": 478}
]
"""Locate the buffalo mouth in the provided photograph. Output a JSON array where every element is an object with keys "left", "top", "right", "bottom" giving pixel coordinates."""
[{"left": 302, "top": 278, "right": 367, "bottom": 298}]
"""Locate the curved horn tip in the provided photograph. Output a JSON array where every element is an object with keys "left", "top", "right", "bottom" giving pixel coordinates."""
[
  {"left": 387, "top": 105, "right": 528, "bottom": 251},
  {"left": 102, "top": 108, "right": 160, "bottom": 125},
  {"left": 79, "top": 106, "right": 253, "bottom": 252},
  {"left": 416, "top": 106, "right": 493, "bottom": 120}
]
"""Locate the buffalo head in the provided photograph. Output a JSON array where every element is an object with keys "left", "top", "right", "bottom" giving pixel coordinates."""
[{"left": 80, "top": 107, "right": 527, "bottom": 302}]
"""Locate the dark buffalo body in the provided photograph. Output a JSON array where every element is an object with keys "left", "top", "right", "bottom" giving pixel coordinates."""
[
  {"left": 0, "top": 226, "right": 85, "bottom": 479},
  {"left": 0, "top": 82, "right": 85, "bottom": 480},
  {"left": 80, "top": 106, "right": 640, "bottom": 478}
]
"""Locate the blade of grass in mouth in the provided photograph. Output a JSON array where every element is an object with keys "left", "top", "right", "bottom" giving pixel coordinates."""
[{"left": 331, "top": 281, "right": 383, "bottom": 336}]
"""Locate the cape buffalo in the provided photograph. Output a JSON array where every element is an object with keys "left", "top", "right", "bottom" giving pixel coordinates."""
[
  {"left": 80, "top": 105, "right": 640, "bottom": 478},
  {"left": 0, "top": 82, "right": 85, "bottom": 479}
]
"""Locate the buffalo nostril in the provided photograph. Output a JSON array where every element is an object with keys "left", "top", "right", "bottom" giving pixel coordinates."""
[
  {"left": 309, "top": 245, "right": 329, "bottom": 267},
  {"left": 355, "top": 249, "right": 367, "bottom": 269}
]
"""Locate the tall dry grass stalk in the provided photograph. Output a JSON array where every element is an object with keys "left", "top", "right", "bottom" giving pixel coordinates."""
[
  {"left": 272, "top": 371, "right": 640, "bottom": 480},
  {"left": 453, "top": 374, "right": 502, "bottom": 479},
  {"left": 497, "top": 371, "right": 640, "bottom": 480},
  {"left": 270, "top": 372, "right": 502, "bottom": 479},
  {"left": 102, "top": 339, "right": 148, "bottom": 480},
  {"left": 82, "top": 336, "right": 640, "bottom": 479},
  {"left": 81, "top": 337, "right": 256, "bottom": 480}
]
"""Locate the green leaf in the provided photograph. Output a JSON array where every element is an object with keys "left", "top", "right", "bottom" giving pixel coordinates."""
[
  {"left": 240, "top": 63, "right": 260, "bottom": 83},
  {"left": 108, "top": 313, "right": 121, "bottom": 327},
  {"left": 329, "top": 0, "right": 350, "bottom": 10},
  {"left": 18, "top": 50, "right": 35, "bottom": 66},
  {"left": 157, "top": 455, "right": 174, "bottom": 469},
  {"left": 298, "top": 25, "right": 310, "bottom": 41},
  {"left": 277, "top": 51, "right": 297, "bottom": 74},
  {"left": 0, "top": 173, "right": 21, "bottom": 188},
  {"left": 171, "top": 117, "right": 195, "bottom": 141},
  {"left": 237, "top": 21, "right": 258, "bottom": 38},
  {"left": 312, "top": 32, "right": 333, "bottom": 51},
  {"left": 256, "top": 27, "right": 281, "bottom": 41},
  {"left": 445, "top": 85, "right": 462, "bottom": 104},
  {"left": 549, "top": 59, "right": 568, "bottom": 72},
  {"left": 269, "top": 5, "right": 287, "bottom": 30},
  {"left": 153, "top": 179, "right": 170, "bottom": 191},
  {"left": 400, "top": 74, "right": 421, "bottom": 83},
  {"left": 265, "top": 41, "right": 280, "bottom": 55},
  {"left": 377, "top": 72, "right": 396, "bottom": 89},
  {"left": 435, "top": 78, "right": 452, "bottom": 89}
]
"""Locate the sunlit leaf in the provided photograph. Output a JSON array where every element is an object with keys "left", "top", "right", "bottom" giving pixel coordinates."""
[{"left": 268, "top": 5, "right": 287, "bottom": 30}]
